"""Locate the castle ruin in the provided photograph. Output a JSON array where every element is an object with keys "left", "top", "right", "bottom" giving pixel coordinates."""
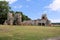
[{"left": 4, "top": 12, "right": 51, "bottom": 26}]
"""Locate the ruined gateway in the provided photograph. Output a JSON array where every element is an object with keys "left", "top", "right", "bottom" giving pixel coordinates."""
[{"left": 4, "top": 13, "right": 51, "bottom": 26}]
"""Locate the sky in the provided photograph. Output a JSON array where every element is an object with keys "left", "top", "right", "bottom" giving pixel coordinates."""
[{"left": 0, "top": 0, "right": 60, "bottom": 23}]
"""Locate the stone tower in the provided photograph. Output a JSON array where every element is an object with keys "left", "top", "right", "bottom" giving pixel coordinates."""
[
  {"left": 7, "top": 12, "right": 14, "bottom": 25},
  {"left": 14, "top": 13, "right": 22, "bottom": 25}
]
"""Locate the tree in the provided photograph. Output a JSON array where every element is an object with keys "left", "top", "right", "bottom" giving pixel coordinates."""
[
  {"left": 0, "top": 1, "right": 10, "bottom": 24},
  {"left": 22, "top": 15, "right": 31, "bottom": 21}
]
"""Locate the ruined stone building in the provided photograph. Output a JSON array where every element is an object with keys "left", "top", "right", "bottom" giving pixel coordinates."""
[
  {"left": 4, "top": 12, "right": 51, "bottom": 26},
  {"left": 33, "top": 14, "right": 51, "bottom": 26},
  {"left": 22, "top": 14, "right": 51, "bottom": 26},
  {"left": 4, "top": 12, "right": 22, "bottom": 25}
]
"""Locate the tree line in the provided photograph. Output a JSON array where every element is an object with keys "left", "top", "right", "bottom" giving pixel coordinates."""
[{"left": 0, "top": 1, "right": 31, "bottom": 24}]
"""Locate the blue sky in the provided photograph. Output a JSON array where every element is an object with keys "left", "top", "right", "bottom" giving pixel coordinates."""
[{"left": 1, "top": 0, "right": 60, "bottom": 23}]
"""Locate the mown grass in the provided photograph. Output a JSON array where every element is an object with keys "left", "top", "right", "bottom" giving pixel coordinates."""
[{"left": 0, "top": 25, "right": 60, "bottom": 40}]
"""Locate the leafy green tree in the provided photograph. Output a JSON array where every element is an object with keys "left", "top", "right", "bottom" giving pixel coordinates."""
[
  {"left": 22, "top": 14, "right": 31, "bottom": 21},
  {"left": 0, "top": 1, "right": 10, "bottom": 24}
]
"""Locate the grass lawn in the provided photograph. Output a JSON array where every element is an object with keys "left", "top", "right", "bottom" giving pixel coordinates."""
[{"left": 0, "top": 25, "right": 60, "bottom": 40}]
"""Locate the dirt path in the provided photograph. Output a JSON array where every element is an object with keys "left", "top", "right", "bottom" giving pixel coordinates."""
[{"left": 46, "top": 37, "right": 60, "bottom": 40}]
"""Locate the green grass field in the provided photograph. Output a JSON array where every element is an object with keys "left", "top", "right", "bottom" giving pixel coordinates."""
[{"left": 0, "top": 25, "right": 60, "bottom": 40}]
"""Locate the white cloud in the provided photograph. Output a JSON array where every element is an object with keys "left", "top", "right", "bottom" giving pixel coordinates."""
[
  {"left": 46, "top": 0, "right": 60, "bottom": 11},
  {"left": 50, "top": 19, "right": 60, "bottom": 23},
  {"left": 6, "top": 0, "right": 17, "bottom": 4},
  {"left": 0, "top": 0, "right": 17, "bottom": 4}
]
